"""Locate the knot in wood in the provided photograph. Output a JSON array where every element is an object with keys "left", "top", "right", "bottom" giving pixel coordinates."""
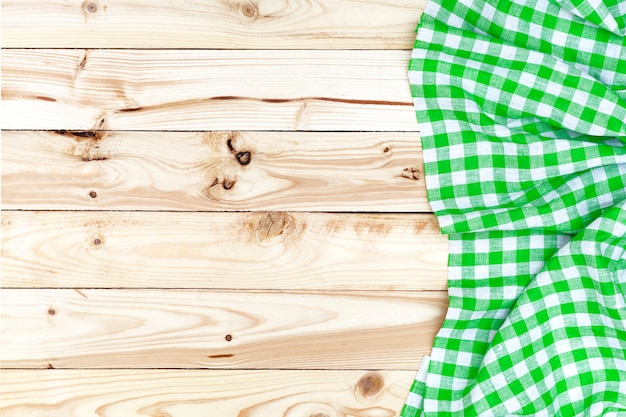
[
  {"left": 399, "top": 167, "right": 421, "bottom": 181},
  {"left": 83, "top": 1, "right": 98, "bottom": 13},
  {"left": 236, "top": 151, "right": 251, "bottom": 165},
  {"left": 222, "top": 179, "right": 236, "bottom": 190},
  {"left": 254, "top": 212, "right": 290, "bottom": 242},
  {"left": 355, "top": 372, "right": 384, "bottom": 398},
  {"left": 241, "top": 2, "right": 258, "bottom": 19}
]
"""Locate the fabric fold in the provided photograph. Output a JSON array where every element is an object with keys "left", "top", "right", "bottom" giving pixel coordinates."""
[{"left": 404, "top": 0, "right": 626, "bottom": 415}]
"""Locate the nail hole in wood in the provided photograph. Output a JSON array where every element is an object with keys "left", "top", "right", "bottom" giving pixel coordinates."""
[
  {"left": 225, "top": 334, "right": 233, "bottom": 342},
  {"left": 48, "top": 308, "right": 56, "bottom": 316},
  {"left": 89, "top": 191, "right": 97, "bottom": 198}
]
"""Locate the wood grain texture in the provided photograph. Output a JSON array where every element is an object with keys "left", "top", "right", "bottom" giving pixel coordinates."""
[
  {"left": 1, "top": 211, "right": 447, "bottom": 290},
  {"left": 1, "top": 0, "right": 447, "bottom": 413},
  {"left": 1, "top": 130, "right": 427, "bottom": 211},
  {"left": 0, "top": 369, "right": 416, "bottom": 417},
  {"left": 1, "top": 289, "right": 446, "bottom": 369},
  {"left": 1, "top": 0, "right": 425, "bottom": 49},
  {"left": 1, "top": 49, "right": 418, "bottom": 131}
]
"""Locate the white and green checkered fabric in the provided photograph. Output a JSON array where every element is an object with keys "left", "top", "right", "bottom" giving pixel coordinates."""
[{"left": 404, "top": 0, "right": 626, "bottom": 415}]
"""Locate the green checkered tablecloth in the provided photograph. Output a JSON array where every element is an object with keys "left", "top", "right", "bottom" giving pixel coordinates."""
[{"left": 404, "top": 0, "right": 626, "bottom": 415}]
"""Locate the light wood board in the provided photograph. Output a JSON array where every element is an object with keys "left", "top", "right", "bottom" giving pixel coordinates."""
[
  {"left": 1, "top": 49, "right": 417, "bottom": 131},
  {"left": 1, "top": 131, "right": 427, "bottom": 211},
  {"left": 0, "top": 370, "right": 416, "bottom": 417},
  {"left": 1, "top": 289, "right": 446, "bottom": 369},
  {"left": 2, "top": 211, "right": 447, "bottom": 290},
  {"left": 1, "top": 0, "right": 426, "bottom": 49}
]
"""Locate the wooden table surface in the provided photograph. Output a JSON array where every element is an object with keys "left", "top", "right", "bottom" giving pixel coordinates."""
[{"left": 0, "top": 1, "right": 448, "bottom": 415}]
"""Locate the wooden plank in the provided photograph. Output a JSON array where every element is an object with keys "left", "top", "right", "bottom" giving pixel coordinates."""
[
  {"left": 0, "top": 289, "right": 446, "bottom": 369},
  {"left": 0, "top": 369, "right": 416, "bottom": 416},
  {"left": 1, "top": 49, "right": 418, "bottom": 131},
  {"left": 1, "top": 131, "right": 427, "bottom": 212},
  {"left": 1, "top": 0, "right": 425, "bottom": 49},
  {"left": 1, "top": 211, "right": 448, "bottom": 290}
]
